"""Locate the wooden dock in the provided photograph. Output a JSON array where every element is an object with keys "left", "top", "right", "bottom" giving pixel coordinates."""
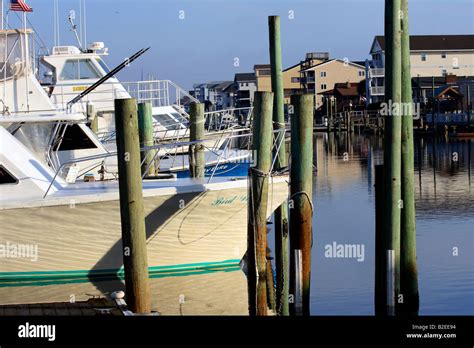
[{"left": 0, "top": 297, "right": 124, "bottom": 316}]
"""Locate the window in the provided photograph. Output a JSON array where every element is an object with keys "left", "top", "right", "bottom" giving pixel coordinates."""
[
  {"left": 154, "top": 113, "right": 182, "bottom": 130},
  {"left": 441, "top": 53, "right": 447, "bottom": 59},
  {"left": 95, "top": 58, "right": 110, "bottom": 74},
  {"left": 320, "top": 71, "right": 327, "bottom": 77},
  {"left": 321, "top": 84, "right": 327, "bottom": 90},
  {"left": 60, "top": 59, "right": 100, "bottom": 81},
  {"left": 441, "top": 69, "right": 447, "bottom": 76},
  {"left": 291, "top": 77, "right": 300, "bottom": 83},
  {"left": 260, "top": 69, "right": 271, "bottom": 76},
  {"left": 57, "top": 125, "right": 97, "bottom": 151},
  {"left": 359, "top": 71, "right": 365, "bottom": 77},
  {"left": 0, "top": 165, "right": 17, "bottom": 184},
  {"left": 421, "top": 53, "right": 427, "bottom": 62},
  {"left": 170, "top": 112, "right": 189, "bottom": 125}
]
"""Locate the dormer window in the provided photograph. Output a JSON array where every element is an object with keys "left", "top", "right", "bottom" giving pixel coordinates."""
[
  {"left": 0, "top": 165, "right": 18, "bottom": 184},
  {"left": 59, "top": 59, "right": 101, "bottom": 81}
]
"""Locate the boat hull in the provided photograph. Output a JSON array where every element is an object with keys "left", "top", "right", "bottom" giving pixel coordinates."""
[{"left": 0, "top": 176, "right": 288, "bottom": 290}]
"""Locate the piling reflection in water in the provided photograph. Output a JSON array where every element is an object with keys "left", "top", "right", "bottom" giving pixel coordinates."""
[{"left": 278, "top": 133, "right": 473, "bottom": 315}]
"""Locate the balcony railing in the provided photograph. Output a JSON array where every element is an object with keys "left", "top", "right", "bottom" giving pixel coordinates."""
[
  {"left": 369, "top": 68, "right": 385, "bottom": 78},
  {"left": 370, "top": 86, "right": 385, "bottom": 95}
]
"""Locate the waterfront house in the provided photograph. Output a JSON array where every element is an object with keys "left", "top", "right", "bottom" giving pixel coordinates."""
[
  {"left": 301, "top": 59, "right": 366, "bottom": 109},
  {"left": 234, "top": 73, "right": 256, "bottom": 108},
  {"left": 365, "top": 35, "right": 474, "bottom": 104}
]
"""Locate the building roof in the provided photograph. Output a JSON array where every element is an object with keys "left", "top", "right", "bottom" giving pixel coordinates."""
[
  {"left": 352, "top": 61, "right": 366, "bottom": 67},
  {"left": 319, "top": 81, "right": 365, "bottom": 96},
  {"left": 302, "top": 58, "right": 365, "bottom": 72},
  {"left": 254, "top": 64, "right": 271, "bottom": 70},
  {"left": 373, "top": 35, "right": 474, "bottom": 52},
  {"left": 193, "top": 81, "right": 226, "bottom": 89},
  {"left": 412, "top": 75, "right": 474, "bottom": 88},
  {"left": 215, "top": 81, "right": 234, "bottom": 92},
  {"left": 234, "top": 73, "right": 255, "bottom": 82}
]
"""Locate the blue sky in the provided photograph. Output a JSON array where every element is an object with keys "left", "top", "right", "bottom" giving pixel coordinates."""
[{"left": 4, "top": 0, "right": 474, "bottom": 90}]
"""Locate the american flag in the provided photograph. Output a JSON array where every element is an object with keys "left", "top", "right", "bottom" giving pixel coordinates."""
[{"left": 10, "top": 0, "right": 33, "bottom": 12}]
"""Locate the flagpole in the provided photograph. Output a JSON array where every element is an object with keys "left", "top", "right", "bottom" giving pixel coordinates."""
[
  {"left": 23, "top": 10, "right": 30, "bottom": 111},
  {"left": 1, "top": 0, "right": 4, "bottom": 30}
]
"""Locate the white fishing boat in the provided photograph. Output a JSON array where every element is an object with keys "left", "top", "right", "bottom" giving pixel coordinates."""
[
  {"left": 37, "top": 32, "right": 255, "bottom": 177},
  {"left": 0, "top": 28, "right": 290, "bottom": 290},
  {"left": 37, "top": 34, "right": 252, "bottom": 145}
]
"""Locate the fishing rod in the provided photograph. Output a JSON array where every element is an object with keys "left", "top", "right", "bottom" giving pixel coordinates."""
[{"left": 67, "top": 46, "right": 150, "bottom": 108}]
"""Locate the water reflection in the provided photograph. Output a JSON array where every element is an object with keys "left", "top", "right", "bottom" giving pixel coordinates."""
[
  {"left": 306, "top": 133, "right": 473, "bottom": 315},
  {"left": 0, "top": 270, "right": 249, "bottom": 315}
]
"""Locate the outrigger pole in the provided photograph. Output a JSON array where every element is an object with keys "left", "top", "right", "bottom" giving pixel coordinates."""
[{"left": 67, "top": 47, "right": 150, "bottom": 108}]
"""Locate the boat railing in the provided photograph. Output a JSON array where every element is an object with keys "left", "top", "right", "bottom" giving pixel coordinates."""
[
  {"left": 43, "top": 127, "right": 286, "bottom": 197},
  {"left": 96, "top": 106, "right": 252, "bottom": 145},
  {"left": 45, "top": 79, "right": 198, "bottom": 112},
  {"left": 204, "top": 107, "right": 253, "bottom": 131},
  {"left": 123, "top": 80, "right": 199, "bottom": 108}
]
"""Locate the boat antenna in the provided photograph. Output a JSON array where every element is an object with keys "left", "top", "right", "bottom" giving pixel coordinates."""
[
  {"left": 68, "top": 9, "right": 83, "bottom": 51},
  {"left": 67, "top": 47, "right": 150, "bottom": 108}
]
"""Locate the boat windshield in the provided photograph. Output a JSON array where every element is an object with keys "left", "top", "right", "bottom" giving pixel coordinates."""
[
  {"left": 154, "top": 113, "right": 185, "bottom": 130},
  {"left": 170, "top": 112, "right": 189, "bottom": 125},
  {"left": 95, "top": 58, "right": 110, "bottom": 75}
]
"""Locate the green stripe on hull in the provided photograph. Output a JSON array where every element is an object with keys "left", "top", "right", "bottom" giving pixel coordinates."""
[{"left": 0, "top": 259, "right": 242, "bottom": 288}]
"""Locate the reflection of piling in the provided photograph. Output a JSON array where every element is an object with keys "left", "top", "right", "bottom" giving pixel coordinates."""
[
  {"left": 138, "top": 102, "right": 157, "bottom": 177},
  {"left": 268, "top": 15, "right": 290, "bottom": 316},
  {"left": 386, "top": 249, "right": 396, "bottom": 316},
  {"left": 294, "top": 249, "right": 303, "bottom": 316},
  {"left": 189, "top": 102, "right": 205, "bottom": 178},
  {"left": 374, "top": 164, "right": 388, "bottom": 315},
  {"left": 289, "top": 94, "right": 314, "bottom": 316},
  {"left": 114, "top": 98, "right": 151, "bottom": 314},
  {"left": 382, "top": 0, "right": 402, "bottom": 308},
  {"left": 400, "top": 0, "right": 419, "bottom": 316},
  {"left": 431, "top": 76, "right": 436, "bottom": 131},
  {"left": 247, "top": 92, "right": 274, "bottom": 316},
  {"left": 467, "top": 84, "right": 471, "bottom": 128},
  {"left": 265, "top": 242, "right": 277, "bottom": 311}
]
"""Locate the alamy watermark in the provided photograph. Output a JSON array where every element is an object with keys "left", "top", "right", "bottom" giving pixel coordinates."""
[
  {"left": 18, "top": 322, "right": 55, "bottom": 341},
  {"left": 324, "top": 241, "right": 365, "bottom": 262},
  {"left": 380, "top": 100, "right": 420, "bottom": 119},
  {"left": 0, "top": 241, "right": 38, "bottom": 262}
]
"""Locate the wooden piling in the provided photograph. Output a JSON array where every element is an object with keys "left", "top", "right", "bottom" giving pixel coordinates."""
[
  {"left": 138, "top": 102, "right": 157, "bottom": 177},
  {"left": 247, "top": 92, "right": 274, "bottom": 316},
  {"left": 268, "top": 15, "right": 290, "bottom": 316},
  {"left": 400, "top": 0, "right": 419, "bottom": 315},
  {"left": 189, "top": 102, "right": 205, "bottom": 178},
  {"left": 114, "top": 98, "right": 151, "bottom": 314},
  {"left": 382, "top": 0, "right": 402, "bottom": 306},
  {"left": 289, "top": 94, "right": 314, "bottom": 316}
]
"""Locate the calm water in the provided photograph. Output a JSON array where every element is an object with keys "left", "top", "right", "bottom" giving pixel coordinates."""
[
  {"left": 2, "top": 134, "right": 472, "bottom": 315},
  {"left": 291, "top": 133, "right": 474, "bottom": 315}
]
